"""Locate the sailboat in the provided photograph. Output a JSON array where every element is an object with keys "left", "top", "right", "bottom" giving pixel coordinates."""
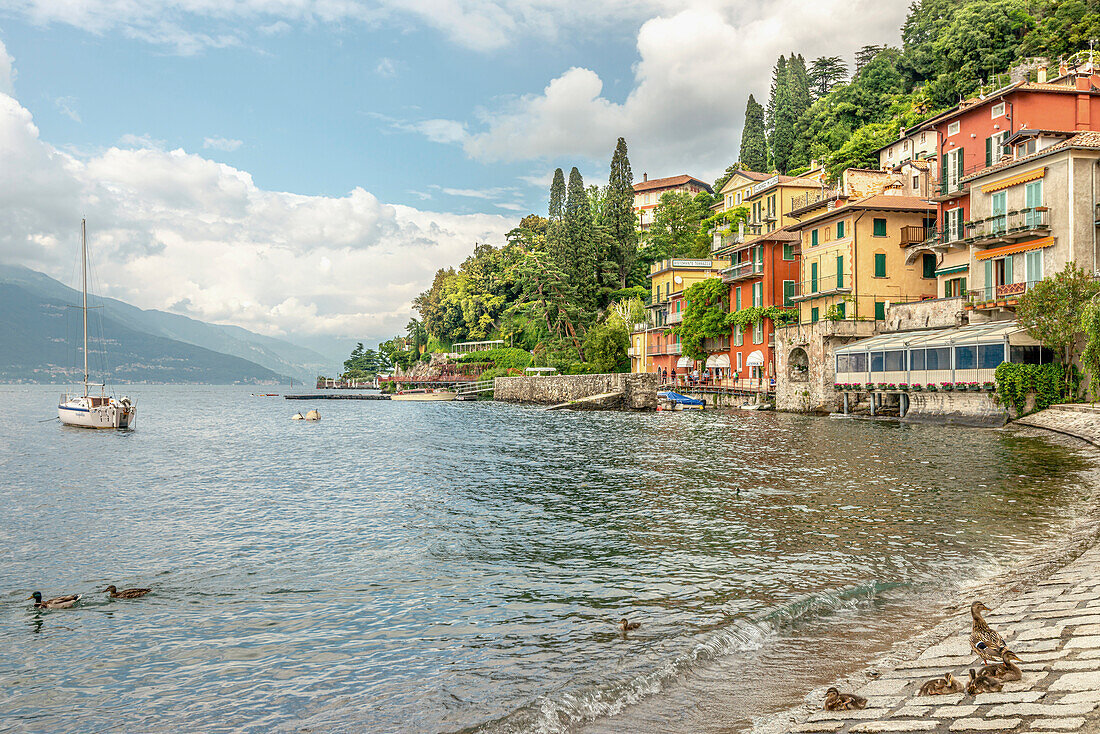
[{"left": 57, "top": 220, "right": 137, "bottom": 429}]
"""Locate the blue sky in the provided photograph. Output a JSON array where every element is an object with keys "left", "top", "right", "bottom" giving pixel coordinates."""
[{"left": 0, "top": 1, "right": 906, "bottom": 362}]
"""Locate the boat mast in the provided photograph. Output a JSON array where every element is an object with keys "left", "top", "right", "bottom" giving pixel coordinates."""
[{"left": 82, "top": 218, "right": 88, "bottom": 398}]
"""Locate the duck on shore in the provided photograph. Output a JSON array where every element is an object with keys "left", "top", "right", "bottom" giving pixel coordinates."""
[
  {"left": 918, "top": 671, "right": 964, "bottom": 696},
  {"left": 823, "top": 687, "right": 867, "bottom": 710},
  {"left": 966, "top": 667, "right": 1003, "bottom": 694},
  {"left": 969, "top": 601, "right": 1012, "bottom": 664},
  {"left": 978, "top": 650, "right": 1023, "bottom": 682},
  {"left": 103, "top": 585, "right": 151, "bottom": 599},
  {"left": 27, "top": 592, "right": 81, "bottom": 610}
]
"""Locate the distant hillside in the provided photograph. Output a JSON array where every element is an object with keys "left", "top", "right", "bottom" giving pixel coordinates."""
[
  {"left": 0, "top": 264, "right": 328, "bottom": 382},
  {"left": 0, "top": 282, "right": 289, "bottom": 384}
]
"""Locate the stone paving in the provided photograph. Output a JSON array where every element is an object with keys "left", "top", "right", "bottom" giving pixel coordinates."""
[{"left": 786, "top": 544, "right": 1100, "bottom": 733}]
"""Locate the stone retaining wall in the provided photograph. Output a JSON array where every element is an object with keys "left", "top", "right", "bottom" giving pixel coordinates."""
[
  {"left": 902, "top": 391, "right": 1009, "bottom": 427},
  {"left": 1016, "top": 404, "right": 1100, "bottom": 448},
  {"left": 493, "top": 373, "right": 658, "bottom": 410}
]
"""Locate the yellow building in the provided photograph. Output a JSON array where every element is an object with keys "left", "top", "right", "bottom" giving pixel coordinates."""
[
  {"left": 629, "top": 257, "right": 730, "bottom": 374},
  {"left": 711, "top": 173, "right": 824, "bottom": 256},
  {"left": 787, "top": 194, "right": 939, "bottom": 323}
]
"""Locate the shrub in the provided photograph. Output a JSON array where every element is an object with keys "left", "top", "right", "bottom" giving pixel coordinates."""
[{"left": 994, "top": 362, "right": 1079, "bottom": 416}]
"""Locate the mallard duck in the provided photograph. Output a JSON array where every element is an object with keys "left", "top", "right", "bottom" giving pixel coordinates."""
[
  {"left": 978, "top": 650, "right": 1022, "bottom": 682},
  {"left": 966, "top": 668, "right": 1003, "bottom": 695},
  {"left": 27, "top": 592, "right": 81, "bottom": 610},
  {"left": 103, "top": 585, "right": 151, "bottom": 599},
  {"left": 823, "top": 687, "right": 867, "bottom": 711},
  {"left": 619, "top": 618, "right": 641, "bottom": 632},
  {"left": 969, "top": 601, "right": 1011, "bottom": 664},
  {"left": 918, "top": 671, "right": 964, "bottom": 696}
]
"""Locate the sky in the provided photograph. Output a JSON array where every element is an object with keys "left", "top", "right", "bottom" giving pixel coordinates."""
[{"left": 0, "top": 0, "right": 908, "bottom": 363}]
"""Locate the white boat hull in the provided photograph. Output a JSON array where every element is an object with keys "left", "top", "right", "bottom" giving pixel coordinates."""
[
  {"left": 58, "top": 395, "right": 136, "bottom": 429},
  {"left": 390, "top": 391, "right": 456, "bottom": 402}
]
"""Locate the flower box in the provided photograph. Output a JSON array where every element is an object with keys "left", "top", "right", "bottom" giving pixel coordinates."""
[
  {"left": 898, "top": 383, "right": 909, "bottom": 391},
  {"left": 878, "top": 383, "right": 889, "bottom": 390},
  {"left": 927, "top": 384, "right": 938, "bottom": 392},
  {"left": 941, "top": 382, "right": 954, "bottom": 391},
  {"left": 834, "top": 384, "right": 844, "bottom": 391},
  {"left": 955, "top": 382, "right": 969, "bottom": 391},
  {"left": 864, "top": 382, "right": 876, "bottom": 390},
  {"left": 982, "top": 382, "right": 995, "bottom": 392},
  {"left": 911, "top": 384, "right": 922, "bottom": 391},
  {"left": 887, "top": 383, "right": 898, "bottom": 390}
]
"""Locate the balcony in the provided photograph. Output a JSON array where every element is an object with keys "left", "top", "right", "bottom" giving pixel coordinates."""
[
  {"left": 666, "top": 310, "right": 683, "bottom": 325},
  {"left": 900, "top": 225, "right": 926, "bottom": 248},
  {"left": 712, "top": 232, "right": 745, "bottom": 253},
  {"left": 932, "top": 161, "right": 990, "bottom": 201},
  {"left": 969, "top": 280, "right": 1038, "bottom": 309},
  {"left": 966, "top": 208, "right": 1050, "bottom": 247},
  {"left": 790, "top": 188, "right": 843, "bottom": 214},
  {"left": 721, "top": 259, "right": 765, "bottom": 283},
  {"left": 627, "top": 346, "right": 638, "bottom": 357},
  {"left": 917, "top": 225, "right": 967, "bottom": 251},
  {"left": 669, "top": 343, "right": 682, "bottom": 355},
  {"left": 788, "top": 274, "right": 852, "bottom": 302}
]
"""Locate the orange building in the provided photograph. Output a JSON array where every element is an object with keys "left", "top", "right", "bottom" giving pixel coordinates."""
[{"left": 633, "top": 174, "right": 712, "bottom": 230}]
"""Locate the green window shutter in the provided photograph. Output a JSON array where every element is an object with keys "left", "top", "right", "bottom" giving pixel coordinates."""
[
  {"left": 873, "top": 218, "right": 886, "bottom": 236},
  {"left": 811, "top": 229, "right": 819, "bottom": 246},
  {"left": 960, "top": 277, "right": 966, "bottom": 296},
  {"left": 1004, "top": 254, "right": 1014, "bottom": 285},
  {"left": 783, "top": 280, "right": 795, "bottom": 307},
  {"left": 923, "top": 254, "right": 936, "bottom": 278},
  {"left": 783, "top": 243, "right": 793, "bottom": 260},
  {"left": 985, "top": 136, "right": 992, "bottom": 167},
  {"left": 945, "top": 280, "right": 952, "bottom": 298},
  {"left": 874, "top": 253, "right": 886, "bottom": 277},
  {"left": 837, "top": 302, "right": 845, "bottom": 319},
  {"left": 735, "top": 286, "right": 741, "bottom": 310},
  {"left": 836, "top": 255, "right": 844, "bottom": 289},
  {"left": 940, "top": 154, "right": 947, "bottom": 192},
  {"left": 811, "top": 262, "right": 819, "bottom": 293},
  {"left": 957, "top": 149, "right": 964, "bottom": 180},
  {"left": 837, "top": 221, "right": 845, "bottom": 238},
  {"left": 811, "top": 307, "right": 819, "bottom": 323},
  {"left": 984, "top": 260, "right": 993, "bottom": 300},
  {"left": 874, "top": 301, "right": 886, "bottom": 320},
  {"left": 957, "top": 208, "right": 964, "bottom": 235}
]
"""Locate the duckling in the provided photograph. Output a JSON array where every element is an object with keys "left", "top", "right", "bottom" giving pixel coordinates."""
[
  {"left": 918, "top": 671, "right": 965, "bottom": 696},
  {"left": 27, "top": 592, "right": 81, "bottom": 610},
  {"left": 823, "top": 687, "right": 867, "bottom": 711},
  {"left": 619, "top": 618, "right": 641, "bottom": 633},
  {"left": 103, "top": 585, "right": 151, "bottom": 599},
  {"left": 969, "top": 601, "right": 1011, "bottom": 664},
  {"left": 966, "top": 667, "right": 1003, "bottom": 695},
  {"left": 978, "top": 650, "right": 1023, "bottom": 683}
]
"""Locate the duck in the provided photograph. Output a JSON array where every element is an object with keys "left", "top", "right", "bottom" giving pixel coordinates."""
[
  {"left": 619, "top": 618, "right": 641, "bottom": 633},
  {"left": 918, "top": 671, "right": 965, "bottom": 696},
  {"left": 27, "top": 592, "right": 81, "bottom": 610},
  {"left": 966, "top": 668, "right": 1003, "bottom": 695},
  {"left": 823, "top": 687, "right": 867, "bottom": 711},
  {"left": 978, "top": 650, "right": 1023, "bottom": 683},
  {"left": 103, "top": 585, "right": 151, "bottom": 599},
  {"left": 969, "top": 601, "right": 1011, "bottom": 664}
]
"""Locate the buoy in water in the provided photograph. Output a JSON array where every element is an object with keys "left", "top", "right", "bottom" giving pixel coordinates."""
[
  {"left": 291, "top": 412, "right": 304, "bottom": 420},
  {"left": 304, "top": 409, "right": 321, "bottom": 421}
]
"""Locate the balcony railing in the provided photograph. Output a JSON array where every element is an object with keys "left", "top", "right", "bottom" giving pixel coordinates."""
[
  {"left": 934, "top": 161, "right": 991, "bottom": 200},
  {"left": 721, "top": 259, "right": 765, "bottom": 282},
  {"left": 918, "top": 225, "right": 967, "bottom": 250},
  {"left": 666, "top": 311, "right": 683, "bottom": 325},
  {"left": 966, "top": 208, "right": 1050, "bottom": 245},
  {"left": 790, "top": 188, "right": 843, "bottom": 212},
  {"left": 712, "top": 232, "right": 745, "bottom": 252},
  {"left": 669, "top": 343, "right": 682, "bottom": 355},
  {"left": 969, "top": 279, "right": 1039, "bottom": 306},
  {"left": 788, "top": 273, "right": 853, "bottom": 302},
  {"left": 900, "top": 225, "right": 926, "bottom": 248}
]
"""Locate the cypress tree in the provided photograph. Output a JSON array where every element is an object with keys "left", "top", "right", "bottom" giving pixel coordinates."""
[
  {"left": 564, "top": 166, "right": 597, "bottom": 312},
  {"left": 739, "top": 95, "right": 768, "bottom": 173},
  {"left": 770, "top": 56, "right": 796, "bottom": 174},
  {"left": 765, "top": 55, "right": 787, "bottom": 146},
  {"left": 787, "top": 54, "right": 812, "bottom": 120},
  {"left": 606, "top": 137, "right": 638, "bottom": 289},
  {"left": 547, "top": 167, "right": 568, "bottom": 271},
  {"left": 548, "top": 168, "right": 565, "bottom": 221}
]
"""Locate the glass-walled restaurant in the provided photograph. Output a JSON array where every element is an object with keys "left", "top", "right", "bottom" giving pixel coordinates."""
[{"left": 833, "top": 321, "right": 1050, "bottom": 388}]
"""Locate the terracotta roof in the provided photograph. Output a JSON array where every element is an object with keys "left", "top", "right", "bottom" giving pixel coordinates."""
[
  {"left": 737, "top": 170, "right": 771, "bottom": 181},
  {"left": 634, "top": 174, "right": 712, "bottom": 193},
  {"left": 914, "top": 77, "right": 1100, "bottom": 130},
  {"left": 788, "top": 194, "right": 936, "bottom": 230},
  {"left": 963, "top": 130, "right": 1100, "bottom": 182}
]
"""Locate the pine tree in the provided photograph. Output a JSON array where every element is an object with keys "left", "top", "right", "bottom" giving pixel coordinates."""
[
  {"left": 606, "top": 137, "right": 638, "bottom": 289},
  {"left": 769, "top": 55, "right": 797, "bottom": 174},
  {"left": 809, "top": 56, "right": 848, "bottom": 99},
  {"left": 765, "top": 55, "right": 788, "bottom": 145},
  {"left": 787, "top": 54, "right": 812, "bottom": 118},
  {"left": 564, "top": 166, "right": 597, "bottom": 312},
  {"left": 547, "top": 167, "right": 568, "bottom": 272},
  {"left": 855, "top": 44, "right": 887, "bottom": 75},
  {"left": 739, "top": 94, "right": 768, "bottom": 173},
  {"left": 783, "top": 54, "right": 813, "bottom": 172}
]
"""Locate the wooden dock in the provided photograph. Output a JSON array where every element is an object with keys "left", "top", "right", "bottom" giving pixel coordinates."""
[{"left": 284, "top": 393, "right": 390, "bottom": 400}]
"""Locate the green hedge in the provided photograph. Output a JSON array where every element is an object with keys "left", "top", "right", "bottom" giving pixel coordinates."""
[
  {"left": 454, "top": 348, "right": 533, "bottom": 370},
  {"left": 994, "top": 362, "right": 1079, "bottom": 416}
]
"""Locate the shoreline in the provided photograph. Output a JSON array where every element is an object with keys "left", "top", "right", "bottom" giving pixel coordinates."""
[{"left": 761, "top": 414, "right": 1100, "bottom": 733}]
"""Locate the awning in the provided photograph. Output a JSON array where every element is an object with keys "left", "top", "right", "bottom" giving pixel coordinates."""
[
  {"left": 980, "top": 167, "right": 1045, "bottom": 194},
  {"left": 746, "top": 350, "right": 765, "bottom": 367},
  {"left": 976, "top": 236, "right": 1054, "bottom": 261},
  {"left": 676, "top": 356, "right": 693, "bottom": 368},
  {"left": 705, "top": 353, "right": 730, "bottom": 368},
  {"left": 935, "top": 264, "right": 970, "bottom": 276}
]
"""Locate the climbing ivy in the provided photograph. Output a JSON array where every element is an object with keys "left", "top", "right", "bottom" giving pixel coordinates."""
[
  {"left": 671, "top": 278, "right": 730, "bottom": 361},
  {"left": 728, "top": 305, "right": 798, "bottom": 330},
  {"left": 994, "top": 362, "right": 1078, "bottom": 416},
  {"left": 1082, "top": 295, "right": 1100, "bottom": 401}
]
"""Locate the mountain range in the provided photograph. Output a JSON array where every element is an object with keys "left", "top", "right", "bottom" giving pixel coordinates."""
[{"left": 0, "top": 264, "right": 331, "bottom": 384}]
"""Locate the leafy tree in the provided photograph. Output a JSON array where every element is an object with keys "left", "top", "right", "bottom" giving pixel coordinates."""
[
  {"left": 826, "top": 122, "right": 897, "bottom": 179},
  {"left": 1017, "top": 261, "right": 1100, "bottom": 395},
  {"left": 787, "top": 54, "right": 812, "bottom": 119},
  {"left": 1019, "top": 0, "right": 1100, "bottom": 59},
  {"left": 505, "top": 242, "right": 587, "bottom": 358},
  {"left": 855, "top": 44, "right": 888, "bottom": 74},
  {"left": 712, "top": 163, "right": 741, "bottom": 196},
  {"left": 671, "top": 278, "right": 729, "bottom": 361},
  {"left": 739, "top": 94, "right": 769, "bottom": 173},
  {"left": 606, "top": 137, "right": 639, "bottom": 289},
  {"left": 641, "top": 190, "right": 706, "bottom": 262},
  {"left": 809, "top": 56, "right": 848, "bottom": 99},
  {"left": 582, "top": 318, "right": 630, "bottom": 373}
]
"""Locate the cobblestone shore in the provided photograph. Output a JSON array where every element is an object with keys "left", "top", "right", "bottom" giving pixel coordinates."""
[{"left": 785, "top": 406, "right": 1100, "bottom": 734}]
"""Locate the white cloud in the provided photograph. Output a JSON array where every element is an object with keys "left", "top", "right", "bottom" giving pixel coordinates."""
[
  {"left": 55, "top": 95, "right": 80, "bottom": 122},
  {"left": 0, "top": 85, "right": 511, "bottom": 345},
  {"left": 118, "top": 132, "right": 166, "bottom": 149},
  {"left": 203, "top": 135, "right": 243, "bottom": 151},
  {"left": 405, "top": 118, "right": 468, "bottom": 145},
  {"left": 460, "top": 2, "right": 909, "bottom": 180},
  {"left": 375, "top": 57, "right": 398, "bottom": 77},
  {"left": 259, "top": 20, "right": 291, "bottom": 36},
  {"left": 0, "top": 39, "right": 13, "bottom": 95}
]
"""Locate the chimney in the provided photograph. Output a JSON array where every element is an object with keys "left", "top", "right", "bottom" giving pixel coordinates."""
[
  {"left": 1078, "top": 75, "right": 1091, "bottom": 91},
  {"left": 1038, "top": 67, "right": 1047, "bottom": 83},
  {"left": 643, "top": 172, "right": 648, "bottom": 182},
  {"left": 1060, "top": 59, "right": 1069, "bottom": 76}
]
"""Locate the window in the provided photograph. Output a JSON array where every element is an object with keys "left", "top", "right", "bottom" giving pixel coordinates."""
[
  {"left": 735, "top": 286, "right": 741, "bottom": 311},
  {"left": 921, "top": 132, "right": 927, "bottom": 143},
  {"left": 944, "top": 148, "right": 962, "bottom": 192},
  {"left": 911, "top": 349, "right": 926, "bottom": 370},
  {"left": 922, "top": 253, "right": 936, "bottom": 279},
  {"left": 836, "top": 220, "right": 845, "bottom": 238},
  {"left": 736, "top": 192, "right": 742, "bottom": 205},
  {"left": 850, "top": 352, "right": 867, "bottom": 372},
  {"left": 945, "top": 277, "right": 967, "bottom": 298},
  {"left": 783, "top": 280, "right": 796, "bottom": 307},
  {"left": 870, "top": 352, "right": 885, "bottom": 372},
  {"left": 885, "top": 350, "right": 905, "bottom": 371},
  {"left": 955, "top": 345, "right": 978, "bottom": 370},
  {"left": 1026, "top": 250, "right": 1043, "bottom": 285},
  {"left": 926, "top": 347, "right": 949, "bottom": 370},
  {"left": 836, "top": 255, "right": 844, "bottom": 289},
  {"left": 913, "top": 174, "right": 920, "bottom": 190},
  {"left": 825, "top": 226, "right": 832, "bottom": 242},
  {"left": 987, "top": 132, "right": 1009, "bottom": 166},
  {"left": 1025, "top": 180, "right": 1043, "bottom": 226},
  {"left": 753, "top": 320, "right": 763, "bottom": 344},
  {"left": 733, "top": 324, "right": 743, "bottom": 346},
  {"left": 811, "top": 229, "right": 819, "bottom": 246},
  {"left": 872, "top": 218, "right": 887, "bottom": 237},
  {"left": 810, "top": 307, "right": 819, "bottom": 323},
  {"left": 1017, "top": 139, "right": 1037, "bottom": 157},
  {"left": 810, "top": 262, "right": 819, "bottom": 293},
  {"left": 992, "top": 102, "right": 1005, "bottom": 118},
  {"left": 948, "top": 121, "right": 960, "bottom": 136},
  {"left": 752, "top": 281, "right": 763, "bottom": 308},
  {"left": 874, "top": 253, "right": 887, "bottom": 278},
  {"left": 946, "top": 206, "right": 963, "bottom": 242},
  {"left": 874, "top": 301, "right": 886, "bottom": 320},
  {"left": 903, "top": 140, "right": 909, "bottom": 151},
  {"left": 782, "top": 243, "right": 794, "bottom": 260},
  {"left": 990, "top": 191, "right": 1007, "bottom": 234},
  {"left": 836, "top": 301, "right": 846, "bottom": 319},
  {"left": 837, "top": 354, "right": 849, "bottom": 373},
  {"left": 979, "top": 344, "right": 1005, "bottom": 370}
]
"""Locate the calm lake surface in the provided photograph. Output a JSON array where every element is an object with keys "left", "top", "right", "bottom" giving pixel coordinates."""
[{"left": 1, "top": 385, "right": 1096, "bottom": 733}]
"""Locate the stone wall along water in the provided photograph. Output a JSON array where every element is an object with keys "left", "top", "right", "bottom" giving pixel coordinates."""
[{"left": 493, "top": 373, "right": 658, "bottom": 410}]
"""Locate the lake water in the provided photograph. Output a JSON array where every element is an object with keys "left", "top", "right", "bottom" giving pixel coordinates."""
[{"left": 1, "top": 385, "right": 1096, "bottom": 733}]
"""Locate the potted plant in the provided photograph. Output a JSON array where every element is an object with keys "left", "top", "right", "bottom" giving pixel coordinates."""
[
  {"left": 928, "top": 383, "right": 938, "bottom": 392},
  {"left": 865, "top": 382, "right": 875, "bottom": 390},
  {"left": 967, "top": 382, "right": 980, "bottom": 391},
  {"left": 982, "top": 381, "right": 995, "bottom": 391},
  {"left": 834, "top": 383, "right": 844, "bottom": 391},
  {"left": 887, "top": 383, "right": 898, "bottom": 390},
  {"left": 898, "top": 383, "right": 909, "bottom": 391},
  {"left": 941, "top": 382, "right": 954, "bottom": 391},
  {"left": 878, "top": 382, "right": 889, "bottom": 390},
  {"left": 912, "top": 383, "right": 922, "bottom": 392}
]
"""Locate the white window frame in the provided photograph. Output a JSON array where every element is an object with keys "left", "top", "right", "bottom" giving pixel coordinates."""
[
  {"left": 733, "top": 325, "right": 743, "bottom": 347},
  {"left": 735, "top": 192, "right": 742, "bottom": 205},
  {"left": 1026, "top": 249, "right": 1043, "bottom": 285},
  {"left": 946, "top": 206, "right": 963, "bottom": 242},
  {"left": 753, "top": 320, "right": 763, "bottom": 344},
  {"left": 992, "top": 102, "right": 1006, "bottom": 118},
  {"left": 920, "top": 132, "right": 927, "bottom": 143},
  {"left": 948, "top": 121, "right": 960, "bottom": 136},
  {"left": 736, "top": 352, "right": 743, "bottom": 371}
]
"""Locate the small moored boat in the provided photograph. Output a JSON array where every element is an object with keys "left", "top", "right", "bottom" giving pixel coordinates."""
[{"left": 390, "top": 388, "right": 457, "bottom": 402}]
